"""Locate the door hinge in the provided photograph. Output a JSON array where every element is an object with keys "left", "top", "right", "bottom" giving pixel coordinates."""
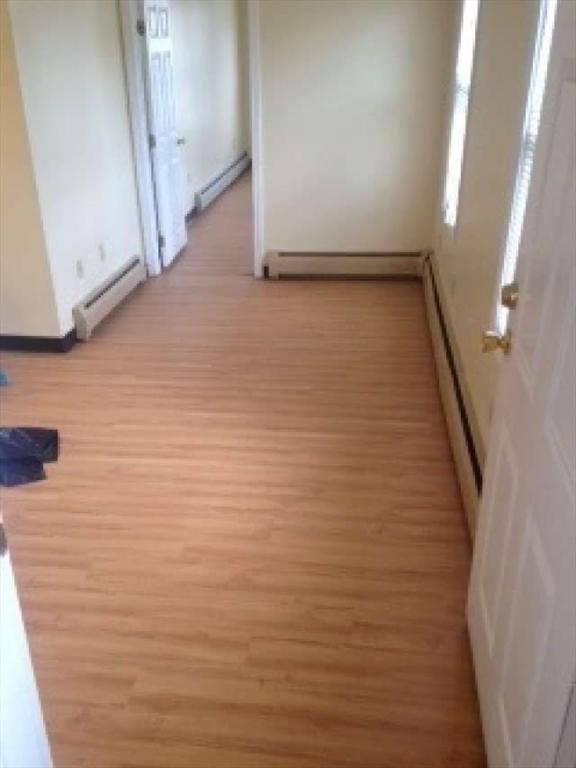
[
  {"left": 149, "top": 133, "right": 156, "bottom": 150},
  {"left": 158, "top": 234, "right": 165, "bottom": 249},
  {"left": 136, "top": 18, "right": 146, "bottom": 36}
]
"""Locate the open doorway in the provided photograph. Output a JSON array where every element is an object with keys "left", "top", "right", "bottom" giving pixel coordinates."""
[{"left": 120, "top": 0, "right": 255, "bottom": 278}]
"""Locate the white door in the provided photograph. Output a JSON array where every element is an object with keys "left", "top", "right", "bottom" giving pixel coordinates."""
[
  {"left": 142, "top": 0, "right": 187, "bottom": 268},
  {"left": 0, "top": 534, "right": 52, "bottom": 768},
  {"left": 467, "top": 3, "right": 576, "bottom": 767}
]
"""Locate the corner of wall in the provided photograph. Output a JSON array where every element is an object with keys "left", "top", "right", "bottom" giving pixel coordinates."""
[
  {"left": 7, "top": 0, "right": 144, "bottom": 337},
  {"left": 0, "top": 0, "right": 61, "bottom": 339}
]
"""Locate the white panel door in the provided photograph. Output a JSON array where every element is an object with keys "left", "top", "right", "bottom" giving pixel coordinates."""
[
  {"left": 467, "top": 4, "right": 576, "bottom": 767},
  {"left": 143, "top": 0, "right": 187, "bottom": 268}
]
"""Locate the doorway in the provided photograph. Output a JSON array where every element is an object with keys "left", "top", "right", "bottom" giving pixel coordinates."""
[{"left": 120, "top": 0, "right": 258, "bottom": 277}]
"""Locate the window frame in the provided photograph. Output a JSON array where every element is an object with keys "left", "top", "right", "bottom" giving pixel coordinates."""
[
  {"left": 441, "top": 0, "right": 481, "bottom": 232},
  {"left": 493, "top": 0, "right": 558, "bottom": 334}
]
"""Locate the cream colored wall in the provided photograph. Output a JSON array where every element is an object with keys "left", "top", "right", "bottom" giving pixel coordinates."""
[
  {"left": 257, "top": 0, "right": 455, "bottom": 259},
  {"left": 238, "top": 0, "right": 250, "bottom": 155},
  {"left": 8, "top": 0, "right": 143, "bottom": 335},
  {"left": 434, "top": 0, "right": 538, "bottom": 445},
  {"left": 0, "top": 0, "right": 60, "bottom": 338},
  {"left": 172, "top": 0, "right": 250, "bottom": 214}
]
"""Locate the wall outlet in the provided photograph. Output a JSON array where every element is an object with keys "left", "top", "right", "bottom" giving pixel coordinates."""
[
  {"left": 76, "top": 259, "right": 84, "bottom": 279},
  {"left": 98, "top": 243, "right": 107, "bottom": 263}
]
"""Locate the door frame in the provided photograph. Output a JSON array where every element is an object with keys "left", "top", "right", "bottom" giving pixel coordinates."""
[
  {"left": 247, "top": 0, "right": 264, "bottom": 278},
  {"left": 120, "top": 0, "right": 161, "bottom": 277},
  {"left": 119, "top": 0, "right": 264, "bottom": 279},
  {"left": 0, "top": 533, "right": 53, "bottom": 768}
]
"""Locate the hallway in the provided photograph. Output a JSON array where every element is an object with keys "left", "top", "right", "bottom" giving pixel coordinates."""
[{"left": 0, "top": 174, "right": 484, "bottom": 767}]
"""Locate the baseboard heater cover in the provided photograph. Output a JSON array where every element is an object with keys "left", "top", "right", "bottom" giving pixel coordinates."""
[
  {"left": 195, "top": 153, "right": 251, "bottom": 212},
  {"left": 73, "top": 256, "right": 146, "bottom": 340},
  {"left": 422, "top": 254, "right": 483, "bottom": 538},
  {"left": 265, "top": 251, "right": 424, "bottom": 279}
]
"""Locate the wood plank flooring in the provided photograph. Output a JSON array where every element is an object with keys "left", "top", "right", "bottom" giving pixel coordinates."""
[{"left": 0, "top": 172, "right": 485, "bottom": 767}]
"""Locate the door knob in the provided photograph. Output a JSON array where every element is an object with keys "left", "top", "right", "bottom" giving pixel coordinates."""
[
  {"left": 176, "top": 137, "right": 186, "bottom": 146},
  {"left": 482, "top": 330, "right": 512, "bottom": 354},
  {"left": 501, "top": 281, "right": 519, "bottom": 309}
]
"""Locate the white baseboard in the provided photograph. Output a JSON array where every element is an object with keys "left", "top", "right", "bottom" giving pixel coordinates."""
[
  {"left": 195, "top": 153, "right": 251, "bottom": 212},
  {"left": 265, "top": 251, "right": 424, "bottom": 279},
  {"left": 422, "top": 254, "right": 484, "bottom": 539}
]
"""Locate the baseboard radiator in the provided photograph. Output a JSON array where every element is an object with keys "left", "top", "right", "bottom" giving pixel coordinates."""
[
  {"left": 421, "top": 253, "right": 483, "bottom": 538},
  {"left": 265, "top": 251, "right": 424, "bottom": 279},
  {"left": 195, "top": 153, "right": 251, "bottom": 213},
  {"left": 73, "top": 256, "right": 146, "bottom": 341}
]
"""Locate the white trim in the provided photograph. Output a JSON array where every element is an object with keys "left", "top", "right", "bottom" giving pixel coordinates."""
[
  {"left": 441, "top": 0, "right": 480, "bottom": 229},
  {"left": 435, "top": 2, "right": 466, "bottom": 244},
  {"left": 248, "top": 0, "right": 264, "bottom": 278},
  {"left": 120, "top": 0, "right": 161, "bottom": 277}
]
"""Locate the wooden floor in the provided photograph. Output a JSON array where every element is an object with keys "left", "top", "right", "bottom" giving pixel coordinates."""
[{"left": 1, "top": 172, "right": 485, "bottom": 767}]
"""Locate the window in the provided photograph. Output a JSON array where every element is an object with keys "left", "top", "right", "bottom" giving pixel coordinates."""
[
  {"left": 442, "top": 0, "right": 480, "bottom": 228},
  {"left": 496, "top": 0, "right": 558, "bottom": 333}
]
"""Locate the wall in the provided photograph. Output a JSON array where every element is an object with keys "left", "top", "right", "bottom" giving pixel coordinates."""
[
  {"left": 8, "top": 0, "right": 143, "bottom": 336},
  {"left": 172, "top": 0, "right": 250, "bottom": 214},
  {"left": 257, "top": 0, "right": 455, "bottom": 261},
  {"left": 434, "top": 0, "right": 538, "bottom": 445},
  {"left": 0, "top": 0, "right": 60, "bottom": 338}
]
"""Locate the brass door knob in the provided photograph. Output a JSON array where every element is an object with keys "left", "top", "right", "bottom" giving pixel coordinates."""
[
  {"left": 482, "top": 330, "right": 512, "bottom": 354},
  {"left": 501, "top": 281, "right": 519, "bottom": 309}
]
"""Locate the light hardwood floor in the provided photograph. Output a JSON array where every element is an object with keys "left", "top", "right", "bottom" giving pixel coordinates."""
[{"left": 0, "top": 172, "right": 485, "bottom": 767}]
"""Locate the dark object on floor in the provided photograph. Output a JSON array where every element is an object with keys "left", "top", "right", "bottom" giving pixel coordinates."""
[
  {"left": 0, "top": 457, "right": 46, "bottom": 487},
  {"left": 0, "top": 427, "right": 59, "bottom": 462},
  {"left": 0, "top": 427, "right": 59, "bottom": 486}
]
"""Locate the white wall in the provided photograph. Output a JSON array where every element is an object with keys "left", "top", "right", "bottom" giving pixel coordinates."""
[
  {"left": 8, "top": 0, "right": 143, "bottom": 336},
  {"left": 434, "top": 0, "right": 538, "bottom": 445},
  {"left": 172, "top": 0, "right": 250, "bottom": 214},
  {"left": 257, "top": 0, "right": 455, "bottom": 262},
  {"left": 0, "top": 0, "right": 60, "bottom": 338}
]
